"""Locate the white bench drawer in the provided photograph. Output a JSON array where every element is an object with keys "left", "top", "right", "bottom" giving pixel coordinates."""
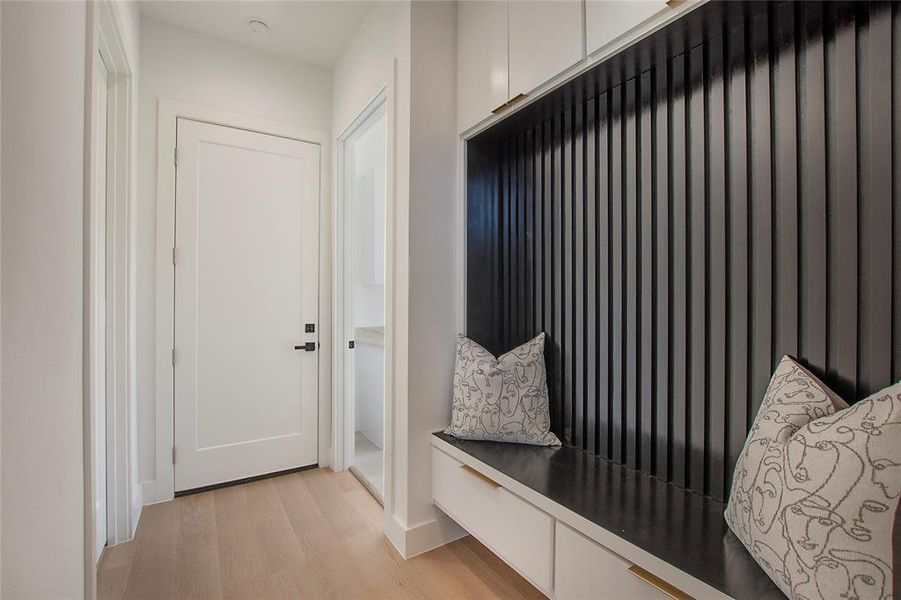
[
  {"left": 431, "top": 447, "right": 553, "bottom": 592},
  {"left": 555, "top": 522, "right": 671, "bottom": 600}
]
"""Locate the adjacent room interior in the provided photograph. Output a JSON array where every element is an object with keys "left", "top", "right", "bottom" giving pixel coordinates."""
[{"left": 1, "top": 1, "right": 900, "bottom": 599}]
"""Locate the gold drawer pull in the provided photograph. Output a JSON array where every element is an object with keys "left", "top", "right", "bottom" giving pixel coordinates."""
[
  {"left": 666, "top": 0, "right": 686, "bottom": 7},
  {"left": 627, "top": 565, "right": 694, "bottom": 600},
  {"left": 459, "top": 464, "right": 501, "bottom": 489}
]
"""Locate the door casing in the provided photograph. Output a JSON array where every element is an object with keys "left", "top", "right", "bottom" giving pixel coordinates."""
[{"left": 333, "top": 91, "right": 389, "bottom": 474}]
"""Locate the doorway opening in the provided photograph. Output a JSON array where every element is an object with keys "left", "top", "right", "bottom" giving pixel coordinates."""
[{"left": 337, "top": 94, "right": 388, "bottom": 501}]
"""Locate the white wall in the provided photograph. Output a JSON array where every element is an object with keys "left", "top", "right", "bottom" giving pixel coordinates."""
[
  {"left": 331, "top": 0, "right": 415, "bottom": 553},
  {"left": 332, "top": 2, "right": 410, "bottom": 137},
  {"left": 1, "top": 1, "right": 88, "bottom": 596},
  {"left": 355, "top": 343, "right": 384, "bottom": 448},
  {"left": 405, "top": 0, "right": 460, "bottom": 537},
  {"left": 137, "top": 18, "right": 332, "bottom": 492},
  {"left": 333, "top": 0, "right": 462, "bottom": 558}
]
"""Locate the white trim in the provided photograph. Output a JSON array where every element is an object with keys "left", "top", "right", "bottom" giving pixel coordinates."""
[
  {"left": 455, "top": 137, "right": 467, "bottom": 332},
  {"left": 430, "top": 436, "right": 728, "bottom": 600},
  {"left": 333, "top": 87, "right": 388, "bottom": 474},
  {"left": 383, "top": 512, "right": 467, "bottom": 560},
  {"left": 382, "top": 58, "right": 400, "bottom": 521},
  {"left": 85, "top": 3, "right": 138, "bottom": 594},
  {"left": 150, "top": 99, "right": 330, "bottom": 504},
  {"left": 96, "top": 0, "right": 139, "bottom": 548}
]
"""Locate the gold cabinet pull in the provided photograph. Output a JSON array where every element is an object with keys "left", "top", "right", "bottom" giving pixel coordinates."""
[
  {"left": 459, "top": 464, "right": 501, "bottom": 489},
  {"left": 666, "top": 0, "right": 686, "bottom": 7},
  {"left": 506, "top": 92, "right": 528, "bottom": 107},
  {"left": 627, "top": 565, "right": 694, "bottom": 600},
  {"left": 491, "top": 92, "right": 529, "bottom": 114}
]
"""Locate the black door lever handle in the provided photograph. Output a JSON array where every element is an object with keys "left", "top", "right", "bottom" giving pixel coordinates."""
[{"left": 294, "top": 342, "right": 316, "bottom": 351}]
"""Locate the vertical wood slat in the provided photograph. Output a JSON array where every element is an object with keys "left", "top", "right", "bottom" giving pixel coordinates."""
[
  {"left": 748, "top": 9, "right": 774, "bottom": 421},
  {"left": 586, "top": 96, "right": 598, "bottom": 454},
  {"left": 610, "top": 85, "right": 625, "bottom": 464},
  {"left": 598, "top": 92, "right": 611, "bottom": 459},
  {"left": 532, "top": 126, "right": 542, "bottom": 337},
  {"left": 524, "top": 130, "right": 534, "bottom": 342},
  {"left": 625, "top": 77, "right": 639, "bottom": 469},
  {"left": 552, "top": 112, "right": 564, "bottom": 436},
  {"left": 574, "top": 101, "right": 586, "bottom": 449},
  {"left": 826, "top": 1, "right": 858, "bottom": 400},
  {"left": 639, "top": 70, "right": 654, "bottom": 473},
  {"left": 773, "top": 1, "right": 799, "bottom": 361},
  {"left": 513, "top": 136, "right": 521, "bottom": 349},
  {"left": 858, "top": 2, "right": 893, "bottom": 398},
  {"left": 894, "top": 1, "right": 901, "bottom": 384},
  {"left": 799, "top": 0, "right": 828, "bottom": 372},
  {"left": 500, "top": 139, "right": 510, "bottom": 349},
  {"left": 465, "top": 1, "right": 900, "bottom": 501},
  {"left": 563, "top": 107, "right": 575, "bottom": 444},
  {"left": 653, "top": 64, "right": 670, "bottom": 481},
  {"left": 542, "top": 120, "right": 556, "bottom": 430},
  {"left": 725, "top": 20, "right": 749, "bottom": 483},
  {"left": 706, "top": 33, "right": 727, "bottom": 500},
  {"left": 670, "top": 53, "right": 688, "bottom": 490},
  {"left": 687, "top": 43, "right": 706, "bottom": 495}
]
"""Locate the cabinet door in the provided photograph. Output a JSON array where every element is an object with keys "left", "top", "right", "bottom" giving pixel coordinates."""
[
  {"left": 586, "top": 0, "right": 669, "bottom": 57},
  {"left": 457, "top": 0, "right": 509, "bottom": 133},
  {"left": 508, "top": 0, "right": 583, "bottom": 100},
  {"left": 554, "top": 522, "right": 670, "bottom": 599}
]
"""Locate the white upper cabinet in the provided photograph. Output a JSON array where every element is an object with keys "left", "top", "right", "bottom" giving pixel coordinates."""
[
  {"left": 457, "top": 0, "right": 695, "bottom": 133},
  {"left": 508, "top": 0, "right": 584, "bottom": 101},
  {"left": 586, "top": 0, "right": 670, "bottom": 56},
  {"left": 457, "top": 0, "right": 509, "bottom": 133}
]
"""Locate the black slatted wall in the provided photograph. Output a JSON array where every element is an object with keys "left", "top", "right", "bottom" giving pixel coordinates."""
[{"left": 466, "top": 0, "right": 901, "bottom": 501}]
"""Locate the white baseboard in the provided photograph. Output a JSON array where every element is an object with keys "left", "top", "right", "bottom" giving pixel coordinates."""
[{"left": 384, "top": 510, "right": 468, "bottom": 559}]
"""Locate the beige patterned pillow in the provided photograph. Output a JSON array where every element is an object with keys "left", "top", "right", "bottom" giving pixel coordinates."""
[
  {"left": 445, "top": 333, "right": 561, "bottom": 446},
  {"left": 725, "top": 355, "right": 901, "bottom": 599}
]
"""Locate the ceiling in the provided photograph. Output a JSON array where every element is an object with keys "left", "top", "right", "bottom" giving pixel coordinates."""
[{"left": 138, "top": 1, "right": 374, "bottom": 68}]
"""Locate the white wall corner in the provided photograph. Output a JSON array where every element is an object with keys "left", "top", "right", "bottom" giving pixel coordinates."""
[{"left": 384, "top": 510, "right": 467, "bottom": 559}]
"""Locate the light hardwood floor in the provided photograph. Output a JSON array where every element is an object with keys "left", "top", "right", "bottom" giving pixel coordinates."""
[{"left": 99, "top": 468, "right": 544, "bottom": 600}]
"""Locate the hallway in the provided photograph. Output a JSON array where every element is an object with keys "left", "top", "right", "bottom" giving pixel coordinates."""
[{"left": 98, "top": 468, "right": 543, "bottom": 599}]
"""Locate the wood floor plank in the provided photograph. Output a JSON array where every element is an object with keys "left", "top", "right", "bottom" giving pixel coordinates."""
[
  {"left": 213, "top": 484, "right": 272, "bottom": 600},
  {"left": 101, "top": 468, "right": 542, "bottom": 600},
  {"left": 175, "top": 492, "right": 222, "bottom": 599},
  {"left": 449, "top": 536, "right": 545, "bottom": 600},
  {"left": 121, "top": 500, "right": 178, "bottom": 599}
]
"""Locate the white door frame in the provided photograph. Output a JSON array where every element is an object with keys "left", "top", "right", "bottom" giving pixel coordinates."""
[
  {"left": 85, "top": 0, "right": 138, "bottom": 595},
  {"left": 151, "top": 99, "right": 330, "bottom": 504},
  {"left": 333, "top": 89, "right": 388, "bottom": 473}
]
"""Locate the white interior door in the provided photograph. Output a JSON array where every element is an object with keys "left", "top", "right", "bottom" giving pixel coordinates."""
[
  {"left": 174, "top": 119, "right": 320, "bottom": 492},
  {"left": 91, "top": 50, "right": 109, "bottom": 561}
]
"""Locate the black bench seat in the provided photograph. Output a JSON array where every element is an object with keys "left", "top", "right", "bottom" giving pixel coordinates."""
[{"left": 432, "top": 432, "right": 783, "bottom": 600}]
